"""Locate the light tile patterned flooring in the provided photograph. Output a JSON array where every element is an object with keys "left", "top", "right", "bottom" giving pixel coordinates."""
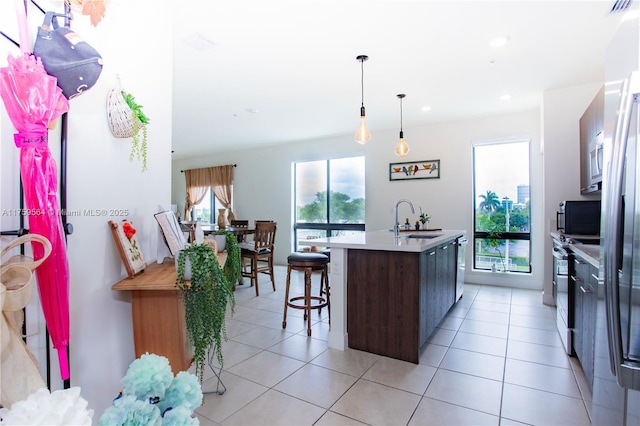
[{"left": 192, "top": 265, "right": 593, "bottom": 425}]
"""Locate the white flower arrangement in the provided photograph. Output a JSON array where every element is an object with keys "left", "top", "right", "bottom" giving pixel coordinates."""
[{"left": 0, "top": 387, "right": 93, "bottom": 425}]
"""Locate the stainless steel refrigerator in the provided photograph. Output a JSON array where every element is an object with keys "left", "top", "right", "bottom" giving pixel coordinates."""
[{"left": 593, "top": 6, "right": 640, "bottom": 425}]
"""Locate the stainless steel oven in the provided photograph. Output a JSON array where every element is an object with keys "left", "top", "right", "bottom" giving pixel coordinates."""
[{"left": 552, "top": 238, "right": 574, "bottom": 355}]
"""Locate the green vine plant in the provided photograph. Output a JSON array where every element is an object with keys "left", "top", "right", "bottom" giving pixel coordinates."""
[
  {"left": 215, "top": 230, "right": 242, "bottom": 286},
  {"left": 123, "top": 92, "right": 150, "bottom": 172},
  {"left": 175, "top": 244, "right": 235, "bottom": 382}
]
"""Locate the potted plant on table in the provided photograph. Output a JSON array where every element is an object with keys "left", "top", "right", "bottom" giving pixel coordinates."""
[
  {"left": 175, "top": 244, "right": 235, "bottom": 382},
  {"left": 419, "top": 207, "right": 431, "bottom": 230}
]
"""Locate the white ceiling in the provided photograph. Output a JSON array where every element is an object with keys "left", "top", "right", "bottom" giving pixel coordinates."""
[{"left": 171, "top": 0, "right": 630, "bottom": 159}]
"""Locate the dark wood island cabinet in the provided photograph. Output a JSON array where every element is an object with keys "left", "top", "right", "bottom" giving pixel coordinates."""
[{"left": 347, "top": 239, "right": 458, "bottom": 363}]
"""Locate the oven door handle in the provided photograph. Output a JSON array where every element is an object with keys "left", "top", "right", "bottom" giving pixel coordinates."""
[{"left": 552, "top": 247, "right": 568, "bottom": 260}]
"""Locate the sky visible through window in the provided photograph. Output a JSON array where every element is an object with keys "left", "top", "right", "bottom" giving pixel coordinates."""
[
  {"left": 474, "top": 140, "right": 529, "bottom": 206},
  {"left": 296, "top": 157, "right": 365, "bottom": 207}
]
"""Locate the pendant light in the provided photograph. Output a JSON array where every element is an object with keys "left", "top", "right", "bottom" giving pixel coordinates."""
[
  {"left": 355, "top": 55, "right": 371, "bottom": 144},
  {"left": 395, "top": 94, "right": 409, "bottom": 157}
]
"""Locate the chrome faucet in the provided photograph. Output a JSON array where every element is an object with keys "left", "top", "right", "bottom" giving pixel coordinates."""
[{"left": 394, "top": 199, "right": 415, "bottom": 237}]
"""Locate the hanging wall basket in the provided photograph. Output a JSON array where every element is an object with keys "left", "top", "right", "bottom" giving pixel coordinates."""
[{"left": 106, "top": 77, "right": 134, "bottom": 138}]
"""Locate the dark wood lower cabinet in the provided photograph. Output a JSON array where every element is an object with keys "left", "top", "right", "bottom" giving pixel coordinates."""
[
  {"left": 347, "top": 240, "right": 458, "bottom": 363},
  {"left": 572, "top": 253, "right": 597, "bottom": 391}
]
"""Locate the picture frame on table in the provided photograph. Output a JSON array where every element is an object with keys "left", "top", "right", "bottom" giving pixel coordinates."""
[
  {"left": 109, "top": 219, "right": 146, "bottom": 278},
  {"left": 389, "top": 160, "right": 440, "bottom": 181}
]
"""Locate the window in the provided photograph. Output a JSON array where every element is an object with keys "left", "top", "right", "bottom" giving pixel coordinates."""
[
  {"left": 294, "top": 156, "right": 365, "bottom": 251},
  {"left": 192, "top": 188, "right": 225, "bottom": 224},
  {"left": 473, "top": 140, "right": 531, "bottom": 273}
]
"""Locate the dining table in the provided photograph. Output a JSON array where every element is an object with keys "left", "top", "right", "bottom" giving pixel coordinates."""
[{"left": 201, "top": 224, "right": 254, "bottom": 241}]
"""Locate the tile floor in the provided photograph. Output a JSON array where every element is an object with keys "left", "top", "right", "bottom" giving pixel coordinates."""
[{"left": 191, "top": 265, "right": 593, "bottom": 425}]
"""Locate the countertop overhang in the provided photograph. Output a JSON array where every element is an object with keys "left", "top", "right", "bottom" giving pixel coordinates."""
[{"left": 299, "top": 229, "right": 466, "bottom": 253}]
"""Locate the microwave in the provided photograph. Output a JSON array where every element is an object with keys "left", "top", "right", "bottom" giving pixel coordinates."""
[{"left": 557, "top": 200, "right": 601, "bottom": 235}]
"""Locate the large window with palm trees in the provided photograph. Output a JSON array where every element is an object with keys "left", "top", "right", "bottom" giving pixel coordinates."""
[{"left": 473, "top": 139, "right": 531, "bottom": 273}]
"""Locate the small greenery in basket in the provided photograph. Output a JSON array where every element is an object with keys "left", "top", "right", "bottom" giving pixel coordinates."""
[
  {"left": 215, "top": 230, "right": 242, "bottom": 285},
  {"left": 123, "top": 92, "right": 150, "bottom": 172},
  {"left": 176, "top": 244, "right": 235, "bottom": 382}
]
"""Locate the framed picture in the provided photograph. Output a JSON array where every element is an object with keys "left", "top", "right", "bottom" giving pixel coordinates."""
[
  {"left": 109, "top": 220, "right": 146, "bottom": 278},
  {"left": 389, "top": 160, "right": 440, "bottom": 181}
]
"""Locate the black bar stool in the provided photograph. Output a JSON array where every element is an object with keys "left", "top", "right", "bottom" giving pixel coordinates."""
[{"left": 282, "top": 252, "right": 330, "bottom": 336}]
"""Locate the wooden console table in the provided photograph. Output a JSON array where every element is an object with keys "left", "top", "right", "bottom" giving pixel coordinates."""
[{"left": 112, "top": 254, "right": 227, "bottom": 375}]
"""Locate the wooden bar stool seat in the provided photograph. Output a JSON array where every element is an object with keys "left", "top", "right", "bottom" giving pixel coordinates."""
[{"left": 282, "top": 252, "right": 330, "bottom": 336}]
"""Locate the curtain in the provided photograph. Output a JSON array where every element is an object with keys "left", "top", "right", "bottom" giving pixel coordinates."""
[
  {"left": 183, "top": 164, "right": 235, "bottom": 222},
  {"left": 184, "top": 168, "right": 209, "bottom": 220},
  {"left": 211, "top": 164, "right": 235, "bottom": 222}
]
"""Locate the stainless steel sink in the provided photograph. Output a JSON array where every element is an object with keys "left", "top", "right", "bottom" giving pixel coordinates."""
[{"left": 406, "top": 234, "right": 440, "bottom": 239}]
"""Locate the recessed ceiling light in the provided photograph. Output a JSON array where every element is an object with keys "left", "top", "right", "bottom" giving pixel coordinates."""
[
  {"left": 500, "top": 94, "right": 511, "bottom": 101},
  {"left": 421, "top": 106, "right": 432, "bottom": 112},
  {"left": 490, "top": 35, "right": 510, "bottom": 48},
  {"left": 245, "top": 108, "right": 259, "bottom": 114},
  {"left": 181, "top": 32, "right": 216, "bottom": 51}
]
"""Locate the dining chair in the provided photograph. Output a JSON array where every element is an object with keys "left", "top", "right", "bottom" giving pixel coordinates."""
[
  {"left": 239, "top": 221, "right": 277, "bottom": 296},
  {"left": 230, "top": 220, "right": 249, "bottom": 242},
  {"left": 230, "top": 220, "right": 249, "bottom": 227}
]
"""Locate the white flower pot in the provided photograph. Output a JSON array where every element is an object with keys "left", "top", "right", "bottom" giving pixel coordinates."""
[
  {"left": 175, "top": 251, "right": 192, "bottom": 280},
  {"left": 213, "top": 234, "right": 226, "bottom": 252}
]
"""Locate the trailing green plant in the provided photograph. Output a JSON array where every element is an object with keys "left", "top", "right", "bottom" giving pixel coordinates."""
[
  {"left": 215, "top": 230, "right": 242, "bottom": 286},
  {"left": 175, "top": 244, "right": 234, "bottom": 382},
  {"left": 123, "top": 92, "right": 150, "bottom": 172}
]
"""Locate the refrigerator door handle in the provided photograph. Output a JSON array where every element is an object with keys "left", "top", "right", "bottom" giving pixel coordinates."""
[{"left": 603, "top": 71, "right": 640, "bottom": 388}]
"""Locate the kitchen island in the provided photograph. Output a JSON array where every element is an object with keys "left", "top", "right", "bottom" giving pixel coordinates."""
[{"left": 299, "top": 229, "right": 465, "bottom": 363}]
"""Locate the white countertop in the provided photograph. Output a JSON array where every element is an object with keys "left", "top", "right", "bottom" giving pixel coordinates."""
[
  {"left": 570, "top": 244, "right": 600, "bottom": 268},
  {"left": 550, "top": 231, "right": 600, "bottom": 267},
  {"left": 299, "top": 229, "right": 466, "bottom": 253}
]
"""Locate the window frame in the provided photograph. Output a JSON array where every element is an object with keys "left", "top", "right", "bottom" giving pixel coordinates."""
[
  {"left": 293, "top": 156, "right": 365, "bottom": 251},
  {"left": 472, "top": 139, "right": 532, "bottom": 274}
]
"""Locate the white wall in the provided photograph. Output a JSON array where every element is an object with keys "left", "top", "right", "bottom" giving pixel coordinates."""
[
  {"left": 541, "top": 82, "right": 602, "bottom": 304},
  {"left": 1, "top": 0, "right": 172, "bottom": 416},
  {"left": 174, "top": 80, "right": 605, "bottom": 296},
  {"left": 173, "top": 109, "right": 546, "bottom": 289}
]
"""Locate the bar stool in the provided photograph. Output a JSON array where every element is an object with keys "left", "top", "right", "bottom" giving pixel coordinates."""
[{"left": 282, "top": 252, "right": 330, "bottom": 337}]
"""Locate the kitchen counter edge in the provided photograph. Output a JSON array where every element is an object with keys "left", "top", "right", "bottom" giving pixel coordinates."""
[{"left": 299, "top": 229, "right": 466, "bottom": 253}]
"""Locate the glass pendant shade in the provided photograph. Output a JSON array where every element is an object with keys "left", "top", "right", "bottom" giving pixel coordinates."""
[
  {"left": 395, "top": 93, "right": 409, "bottom": 156},
  {"left": 355, "top": 108, "right": 371, "bottom": 144},
  {"left": 355, "top": 55, "right": 371, "bottom": 144},
  {"left": 395, "top": 131, "right": 409, "bottom": 156}
]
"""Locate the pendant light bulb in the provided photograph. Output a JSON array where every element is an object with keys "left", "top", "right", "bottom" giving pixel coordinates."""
[
  {"left": 395, "top": 132, "right": 409, "bottom": 157},
  {"left": 395, "top": 94, "right": 409, "bottom": 157},
  {"left": 355, "top": 55, "right": 371, "bottom": 144},
  {"left": 356, "top": 107, "right": 371, "bottom": 144}
]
